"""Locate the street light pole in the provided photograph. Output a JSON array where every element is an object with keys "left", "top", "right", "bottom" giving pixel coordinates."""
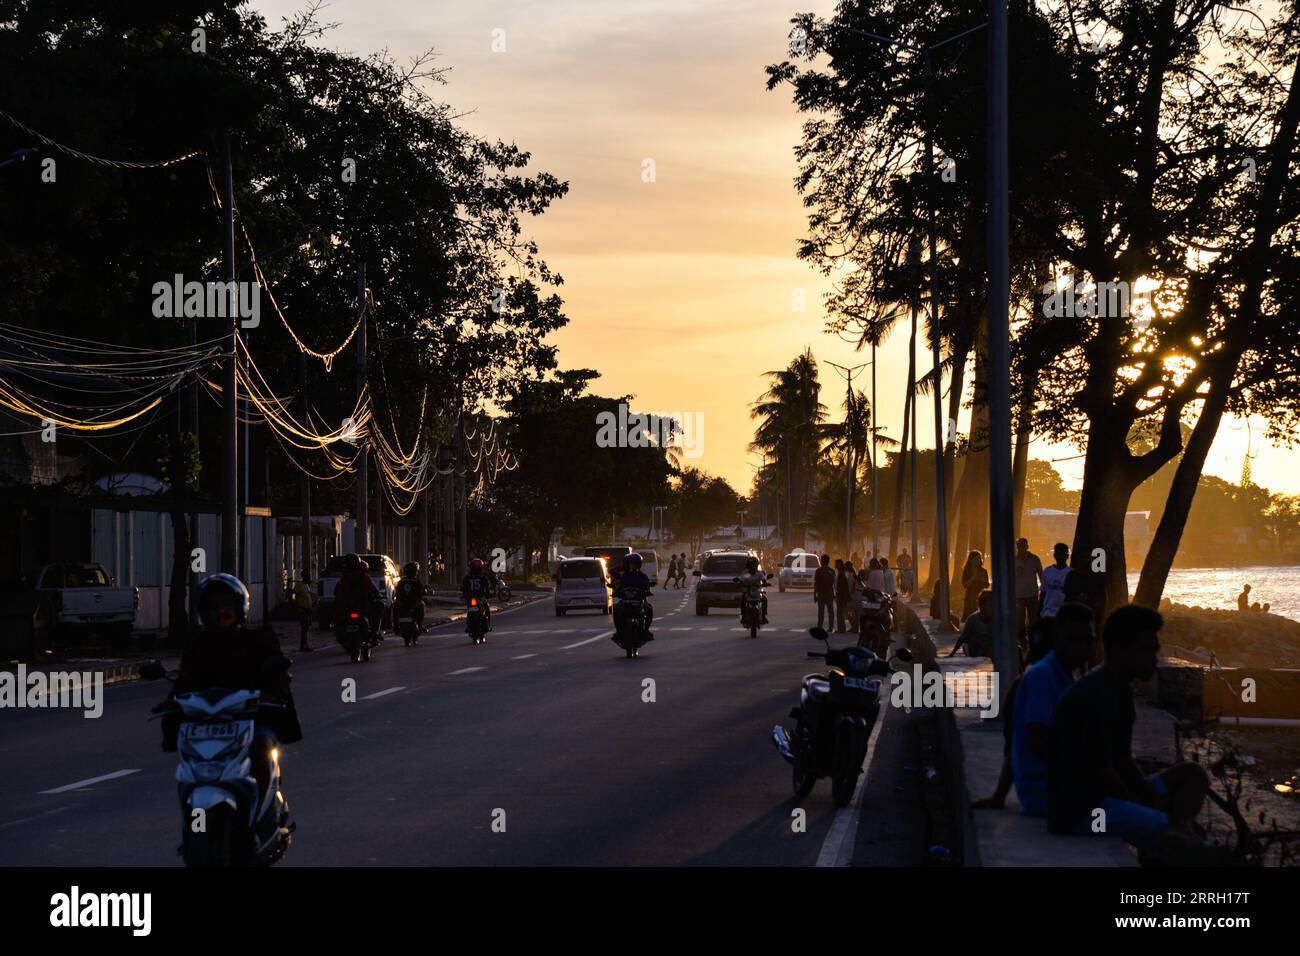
[
  {"left": 987, "top": 0, "right": 1017, "bottom": 684},
  {"left": 219, "top": 132, "right": 239, "bottom": 575}
]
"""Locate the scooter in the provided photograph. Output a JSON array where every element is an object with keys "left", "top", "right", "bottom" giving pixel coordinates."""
[
  {"left": 856, "top": 587, "right": 894, "bottom": 657},
  {"left": 771, "top": 627, "right": 910, "bottom": 807},
  {"left": 394, "top": 605, "right": 421, "bottom": 647},
  {"left": 466, "top": 596, "right": 489, "bottom": 645},
  {"left": 734, "top": 577, "right": 765, "bottom": 638},
  {"left": 611, "top": 587, "right": 652, "bottom": 658},
  {"left": 142, "top": 662, "right": 294, "bottom": 867},
  {"left": 336, "top": 609, "right": 375, "bottom": 662}
]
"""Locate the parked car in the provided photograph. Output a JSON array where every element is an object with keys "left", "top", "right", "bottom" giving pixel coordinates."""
[
  {"left": 777, "top": 551, "right": 818, "bottom": 592},
  {"left": 554, "top": 557, "right": 612, "bottom": 616},
  {"left": 317, "top": 553, "right": 399, "bottom": 629},
  {"left": 694, "top": 551, "right": 757, "bottom": 615},
  {"left": 636, "top": 549, "right": 659, "bottom": 586},
  {"left": 33, "top": 562, "right": 138, "bottom": 646}
]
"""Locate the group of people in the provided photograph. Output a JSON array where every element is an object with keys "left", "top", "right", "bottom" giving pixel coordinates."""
[
  {"left": 661, "top": 552, "right": 693, "bottom": 588},
  {"left": 969, "top": 601, "right": 1212, "bottom": 861},
  {"left": 950, "top": 538, "right": 1102, "bottom": 665},
  {"left": 811, "top": 552, "right": 909, "bottom": 633},
  {"left": 1236, "top": 584, "right": 1271, "bottom": 614}
]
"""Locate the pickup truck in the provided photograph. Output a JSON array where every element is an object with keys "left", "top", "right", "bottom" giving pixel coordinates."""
[
  {"left": 315, "top": 553, "right": 398, "bottom": 631},
  {"left": 34, "top": 562, "right": 138, "bottom": 644}
]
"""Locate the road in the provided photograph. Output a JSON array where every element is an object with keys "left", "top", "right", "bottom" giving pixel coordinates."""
[{"left": 0, "top": 585, "right": 926, "bottom": 866}]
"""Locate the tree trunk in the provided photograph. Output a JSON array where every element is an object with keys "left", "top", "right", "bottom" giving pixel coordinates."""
[
  {"left": 888, "top": 379, "right": 913, "bottom": 559},
  {"left": 1011, "top": 364, "right": 1036, "bottom": 537},
  {"left": 925, "top": 340, "right": 968, "bottom": 594}
]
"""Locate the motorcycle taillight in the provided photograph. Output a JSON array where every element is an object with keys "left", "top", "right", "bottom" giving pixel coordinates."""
[{"left": 349, "top": 612, "right": 360, "bottom": 619}]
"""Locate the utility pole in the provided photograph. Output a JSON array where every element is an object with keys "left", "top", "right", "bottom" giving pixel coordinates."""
[
  {"left": 374, "top": 457, "right": 385, "bottom": 557},
  {"left": 188, "top": 312, "right": 200, "bottom": 625},
  {"left": 987, "top": 0, "right": 1017, "bottom": 682},
  {"left": 417, "top": 486, "right": 429, "bottom": 585},
  {"left": 457, "top": 405, "right": 468, "bottom": 567},
  {"left": 219, "top": 132, "right": 239, "bottom": 575},
  {"left": 355, "top": 261, "right": 368, "bottom": 554},
  {"left": 299, "top": 349, "right": 312, "bottom": 579},
  {"left": 828, "top": 361, "right": 869, "bottom": 560},
  {"left": 925, "top": 51, "right": 953, "bottom": 630},
  {"left": 909, "top": 236, "right": 922, "bottom": 603},
  {"left": 871, "top": 338, "right": 878, "bottom": 559}
]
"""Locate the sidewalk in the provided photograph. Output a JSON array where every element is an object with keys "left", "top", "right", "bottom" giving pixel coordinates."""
[{"left": 911, "top": 612, "right": 1177, "bottom": 867}]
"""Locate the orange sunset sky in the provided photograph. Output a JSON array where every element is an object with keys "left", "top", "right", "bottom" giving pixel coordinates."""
[{"left": 254, "top": 0, "right": 1300, "bottom": 498}]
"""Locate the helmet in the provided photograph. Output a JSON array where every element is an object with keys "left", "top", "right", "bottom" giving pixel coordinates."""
[
  {"left": 196, "top": 573, "right": 250, "bottom": 629},
  {"left": 626, "top": 552, "right": 643, "bottom": 571},
  {"left": 403, "top": 561, "right": 419, "bottom": 578},
  {"left": 469, "top": 558, "right": 484, "bottom": 573},
  {"left": 342, "top": 553, "right": 361, "bottom": 573},
  {"left": 746, "top": 556, "right": 758, "bottom": 573}
]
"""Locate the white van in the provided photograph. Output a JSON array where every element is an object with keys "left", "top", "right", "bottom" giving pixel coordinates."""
[
  {"left": 636, "top": 549, "right": 659, "bottom": 586},
  {"left": 554, "top": 557, "right": 613, "bottom": 616}
]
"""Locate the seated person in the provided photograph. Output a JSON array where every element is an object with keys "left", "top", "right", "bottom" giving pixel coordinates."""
[
  {"left": 1048, "top": 604, "right": 1209, "bottom": 856},
  {"left": 948, "top": 590, "right": 994, "bottom": 657},
  {"left": 1010, "top": 602, "right": 1094, "bottom": 816}
]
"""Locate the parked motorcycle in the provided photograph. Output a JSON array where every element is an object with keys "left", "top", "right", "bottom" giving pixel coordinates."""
[
  {"left": 466, "top": 596, "right": 489, "bottom": 645},
  {"left": 856, "top": 587, "right": 894, "bottom": 657},
  {"left": 612, "top": 586, "right": 652, "bottom": 658},
  {"left": 771, "top": 627, "right": 910, "bottom": 807},
  {"left": 142, "top": 663, "right": 293, "bottom": 867},
  {"left": 733, "top": 576, "right": 765, "bottom": 638}
]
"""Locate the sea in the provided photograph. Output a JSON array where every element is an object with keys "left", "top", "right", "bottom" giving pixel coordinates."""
[{"left": 1127, "top": 565, "right": 1300, "bottom": 622}]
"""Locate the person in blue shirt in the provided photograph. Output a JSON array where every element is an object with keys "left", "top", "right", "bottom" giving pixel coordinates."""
[{"left": 1009, "top": 602, "right": 1096, "bottom": 816}]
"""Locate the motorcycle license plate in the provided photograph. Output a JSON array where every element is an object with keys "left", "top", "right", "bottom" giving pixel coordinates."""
[
  {"left": 843, "top": 676, "right": 877, "bottom": 692},
  {"left": 182, "top": 721, "right": 246, "bottom": 740},
  {"left": 860, "top": 600, "right": 881, "bottom": 610}
]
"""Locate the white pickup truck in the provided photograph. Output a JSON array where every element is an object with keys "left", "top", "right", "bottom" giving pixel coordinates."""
[{"left": 34, "top": 562, "right": 138, "bottom": 643}]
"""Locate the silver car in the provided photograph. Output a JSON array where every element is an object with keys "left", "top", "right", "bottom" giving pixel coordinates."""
[
  {"left": 777, "top": 552, "right": 819, "bottom": 592},
  {"left": 554, "top": 557, "right": 612, "bottom": 616}
]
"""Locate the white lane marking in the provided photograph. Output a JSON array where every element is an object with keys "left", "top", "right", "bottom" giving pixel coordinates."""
[
  {"left": 703, "top": 627, "right": 718, "bottom": 631},
  {"left": 40, "top": 769, "right": 141, "bottom": 795},
  {"left": 670, "top": 627, "right": 689, "bottom": 631},
  {"left": 815, "top": 689, "right": 891, "bottom": 867},
  {"left": 448, "top": 667, "right": 485, "bottom": 675},
  {"left": 561, "top": 630, "right": 614, "bottom": 649},
  {"left": 361, "top": 686, "right": 406, "bottom": 701},
  {"left": 552, "top": 628, "right": 576, "bottom": 633},
  {"left": 511, "top": 653, "right": 537, "bottom": 660},
  {"left": 522, "top": 629, "right": 546, "bottom": 634}
]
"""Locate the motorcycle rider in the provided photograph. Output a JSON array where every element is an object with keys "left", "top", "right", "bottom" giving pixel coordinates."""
[
  {"left": 394, "top": 561, "right": 427, "bottom": 631},
  {"left": 333, "top": 552, "right": 381, "bottom": 638},
  {"left": 158, "top": 573, "right": 303, "bottom": 797},
  {"left": 613, "top": 551, "right": 654, "bottom": 640},
  {"left": 461, "top": 557, "right": 496, "bottom": 632},
  {"left": 737, "top": 556, "right": 769, "bottom": 624}
]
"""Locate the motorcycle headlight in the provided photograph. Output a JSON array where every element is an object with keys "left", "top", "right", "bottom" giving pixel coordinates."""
[{"left": 193, "top": 761, "right": 223, "bottom": 783}]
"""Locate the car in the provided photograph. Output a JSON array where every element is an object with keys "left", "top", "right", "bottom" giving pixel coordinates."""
[
  {"left": 777, "top": 551, "right": 818, "bottom": 592},
  {"left": 554, "top": 557, "right": 613, "bottom": 616},
  {"left": 33, "top": 562, "right": 138, "bottom": 647},
  {"left": 635, "top": 549, "right": 659, "bottom": 586},
  {"left": 693, "top": 550, "right": 759, "bottom": 615},
  {"left": 317, "top": 553, "right": 399, "bottom": 629},
  {"left": 582, "top": 545, "right": 632, "bottom": 579}
]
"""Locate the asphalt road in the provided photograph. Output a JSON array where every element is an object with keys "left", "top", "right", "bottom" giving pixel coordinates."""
[{"left": 0, "top": 585, "right": 924, "bottom": 866}]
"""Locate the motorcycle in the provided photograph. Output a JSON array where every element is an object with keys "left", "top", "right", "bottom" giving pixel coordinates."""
[
  {"left": 336, "top": 608, "right": 375, "bottom": 662},
  {"left": 612, "top": 586, "right": 652, "bottom": 658},
  {"left": 856, "top": 587, "right": 894, "bottom": 658},
  {"left": 733, "top": 577, "right": 765, "bottom": 638},
  {"left": 466, "top": 595, "right": 489, "bottom": 645},
  {"left": 394, "top": 604, "right": 421, "bottom": 647},
  {"left": 771, "top": 626, "right": 911, "bottom": 807},
  {"left": 142, "top": 663, "right": 293, "bottom": 867}
]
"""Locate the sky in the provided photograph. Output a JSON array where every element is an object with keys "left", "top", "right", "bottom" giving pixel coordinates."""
[{"left": 252, "top": 0, "right": 1300, "bottom": 499}]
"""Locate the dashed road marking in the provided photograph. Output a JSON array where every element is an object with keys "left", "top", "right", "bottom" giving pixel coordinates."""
[
  {"left": 361, "top": 686, "right": 406, "bottom": 701},
  {"left": 448, "top": 667, "right": 484, "bottom": 675},
  {"left": 41, "top": 769, "right": 141, "bottom": 795}
]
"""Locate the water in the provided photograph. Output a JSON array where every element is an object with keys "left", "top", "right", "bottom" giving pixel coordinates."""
[{"left": 1127, "top": 565, "right": 1300, "bottom": 621}]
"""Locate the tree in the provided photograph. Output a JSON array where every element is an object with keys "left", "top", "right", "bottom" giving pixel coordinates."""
[{"left": 750, "top": 348, "right": 826, "bottom": 546}]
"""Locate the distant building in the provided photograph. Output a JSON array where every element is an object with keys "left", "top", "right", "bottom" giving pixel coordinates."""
[{"left": 1020, "top": 508, "right": 1151, "bottom": 562}]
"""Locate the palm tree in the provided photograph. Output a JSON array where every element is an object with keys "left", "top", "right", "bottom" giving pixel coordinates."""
[{"left": 750, "top": 349, "right": 826, "bottom": 548}]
